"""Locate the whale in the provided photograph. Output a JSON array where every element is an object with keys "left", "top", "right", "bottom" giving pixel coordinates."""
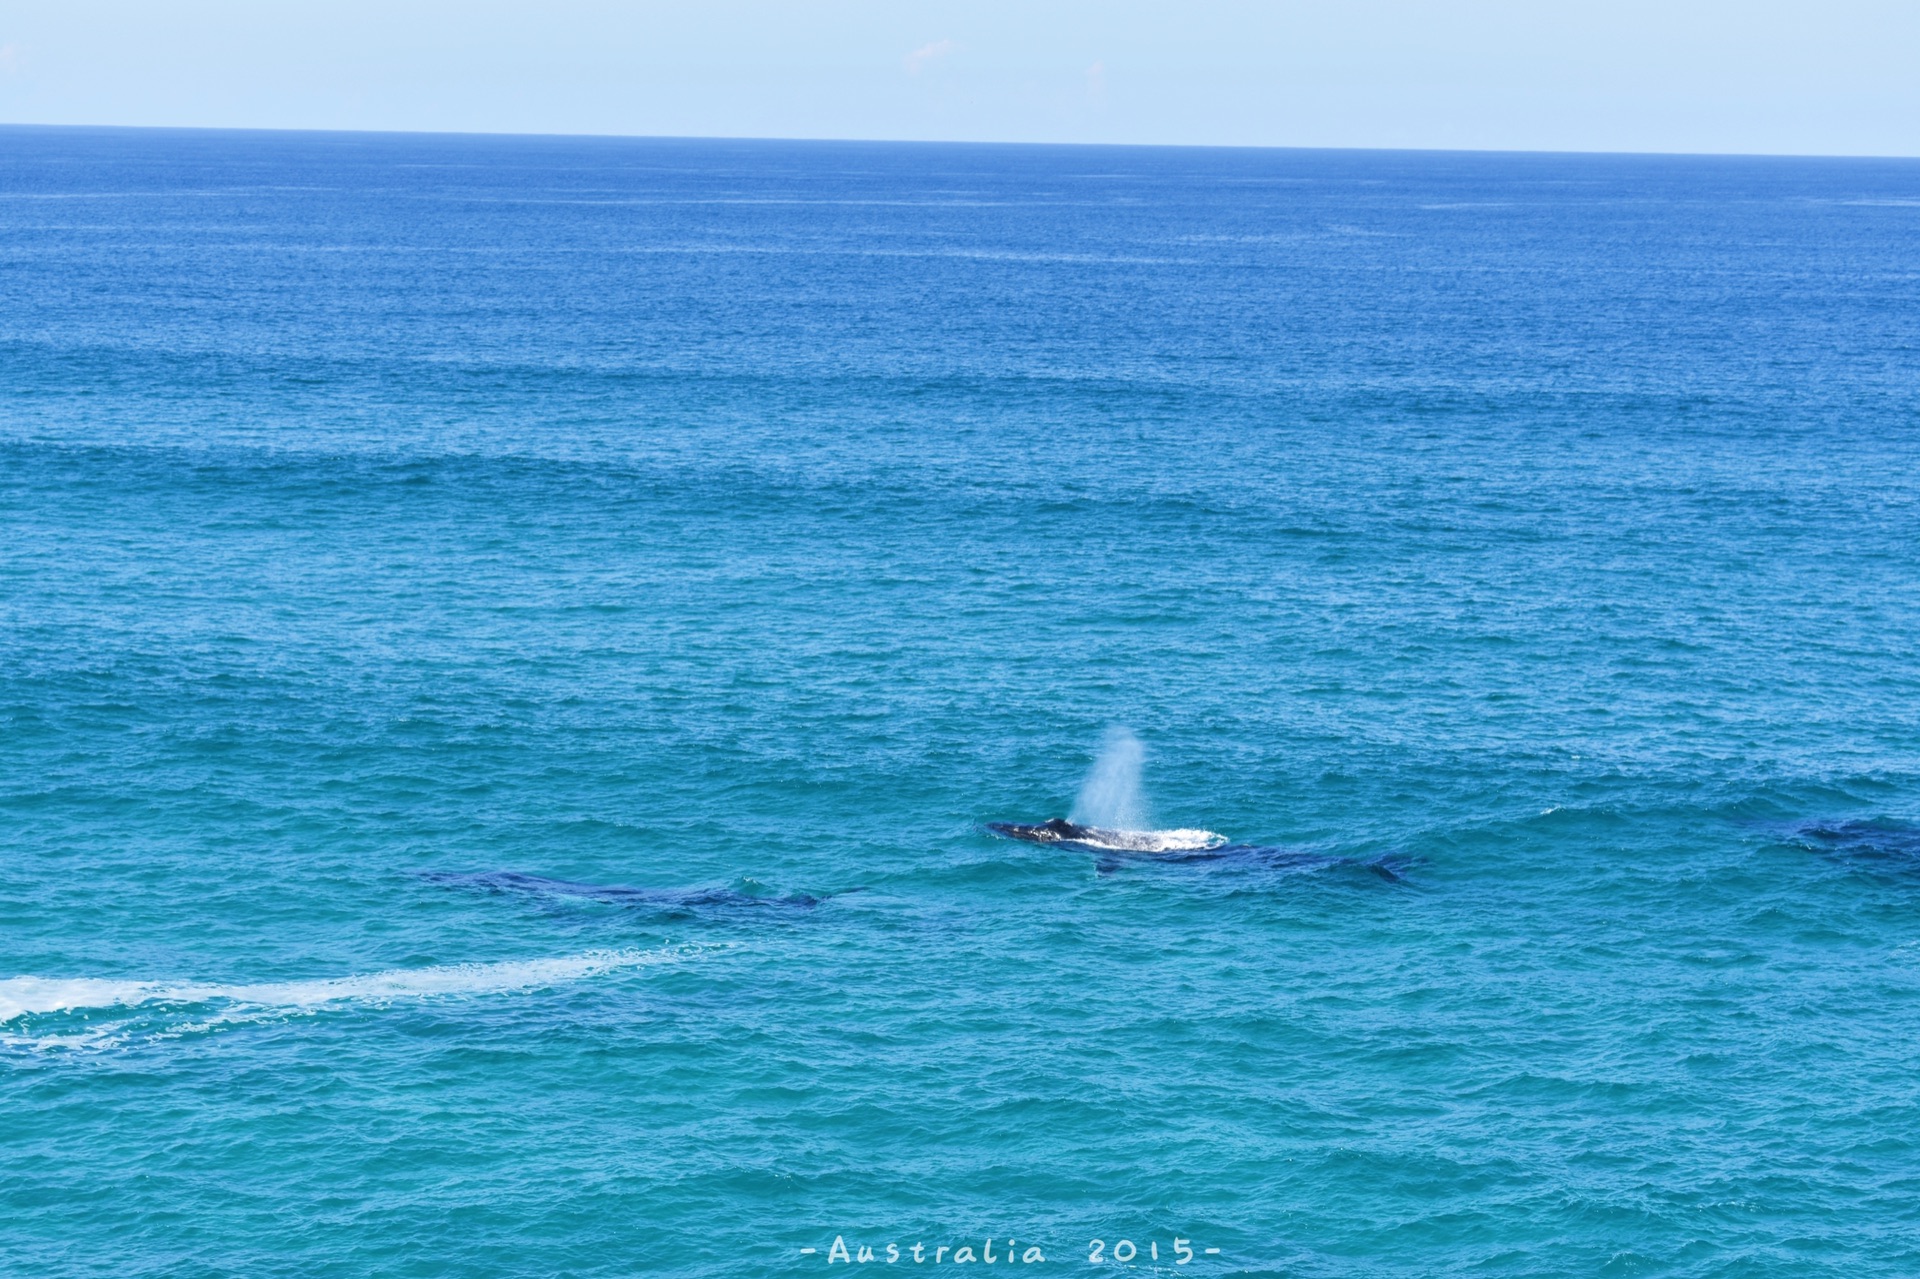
[
  {"left": 987, "top": 819, "right": 1228, "bottom": 853},
  {"left": 988, "top": 818, "right": 1105, "bottom": 845},
  {"left": 988, "top": 819, "right": 1412, "bottom": 881},
  {"left": 1780, "top": 819, "right": 1920, "bottom": 872},
  {"left": 423, "top": 870, "right": 851, "bottom": 912}
]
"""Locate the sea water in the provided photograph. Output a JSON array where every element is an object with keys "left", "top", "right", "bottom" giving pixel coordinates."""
[{"left": 3, "top": 127, "right": 1919, "bottom": 1276}]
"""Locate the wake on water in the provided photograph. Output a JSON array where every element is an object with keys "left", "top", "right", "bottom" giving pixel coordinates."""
[{"left": 0, "top": 945, "right": 715, "bottom": 1052}]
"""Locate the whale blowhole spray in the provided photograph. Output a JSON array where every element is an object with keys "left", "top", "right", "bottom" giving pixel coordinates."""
[{"left": 1069, "top": 727, "right": 1149, "bottom": 832}]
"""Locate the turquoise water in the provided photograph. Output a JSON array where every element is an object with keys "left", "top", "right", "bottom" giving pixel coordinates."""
[{"left": 4, "top": 128, "right": 1920, "bottom": 1276}]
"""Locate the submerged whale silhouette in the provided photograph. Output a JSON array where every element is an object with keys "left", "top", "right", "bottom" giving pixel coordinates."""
[
  {"left": 423, "top": 870, "right": 847, "bottom": 912},
  {"left": 988, "top": 819, "right": 1412, "bottom": 881},
  {"left": 1781, "top": 819, "right": 1920, "bottom": 872}
]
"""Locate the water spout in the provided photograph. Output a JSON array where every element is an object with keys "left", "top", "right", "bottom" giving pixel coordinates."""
[{"left": 1070, "top": 727, "right": 1148, "bottom": 832}]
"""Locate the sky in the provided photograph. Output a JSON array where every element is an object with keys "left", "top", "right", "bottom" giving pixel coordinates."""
[{"left": 1, "top": 1, "right": 1917, "bottom": 156}]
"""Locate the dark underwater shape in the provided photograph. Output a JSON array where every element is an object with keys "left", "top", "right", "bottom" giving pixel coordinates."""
[
  {"left": 988, "top": 821, "right": 1412, "bottom": 881},
  {"left": 1781, "top": 819, "right": 1920, "bottom": 871},
  {"left": 423, "top": 870, "right": 848, "bottom": 912}
]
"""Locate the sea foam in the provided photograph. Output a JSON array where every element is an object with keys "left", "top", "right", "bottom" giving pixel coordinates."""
[
  {"left": 0, "top": 947, "right": 708, "bottom": 1048},
  {"left": 1059, "top": 826, "right": 1229, "bottom": 853}
]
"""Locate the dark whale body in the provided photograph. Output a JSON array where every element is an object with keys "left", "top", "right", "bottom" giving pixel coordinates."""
[
  {"left": 1151, "top": 845, "right": 1413, "bottom": 881},
  {"left": 423, "top": 870, "right": 843, "bottom": 912},
  {"left": 1782, "top": 819, "right": 1920, "bottom": 872},
  {"left": 988, "top": 819, "right": 1412, "bottom": 881},
  {"left": 988, "top": 819, "right": 1101, "bottom": 845}
]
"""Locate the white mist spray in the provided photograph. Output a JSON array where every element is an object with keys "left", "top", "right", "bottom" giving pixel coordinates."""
[{"left": 1070, "top": 727, "right": 1149, "bottom": 832}]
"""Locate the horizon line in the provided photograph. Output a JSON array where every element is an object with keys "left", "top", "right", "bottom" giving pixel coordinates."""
[{"left": 3, "top": 120, "right": 1918, "bottom": 165}]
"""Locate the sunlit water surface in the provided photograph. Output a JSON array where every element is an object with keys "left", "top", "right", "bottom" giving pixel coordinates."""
[{"left": 3, "top": 128, "right": 1920, "bottom": 1276}]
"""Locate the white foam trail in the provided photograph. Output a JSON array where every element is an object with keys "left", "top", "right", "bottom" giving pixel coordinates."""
[
  {"left": 1063, "top": 826, "right": 1229, "bottom": 854},
  {"left": 1071, "top": 727, "right": 1149, "bottom": 832},
  {"left": 0, "top": 976, "right": 159, "bottom": 1022},
  {"left": 0, "top": 947, "right": 705, "bottom": 1043}
]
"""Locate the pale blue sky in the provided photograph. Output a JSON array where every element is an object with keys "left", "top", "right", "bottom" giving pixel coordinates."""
[{"left": 1, "top": 1, "right": 1916, "bottom": 155}]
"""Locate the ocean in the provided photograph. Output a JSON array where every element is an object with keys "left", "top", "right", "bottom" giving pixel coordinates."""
[{"left": 3, "top": 126, "right": 1919, "bottom": 1276}]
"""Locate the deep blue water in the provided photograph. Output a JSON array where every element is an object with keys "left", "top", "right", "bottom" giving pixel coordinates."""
[{"left": 4, "top": 126, "right": 1920, "bottom": 1277}]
